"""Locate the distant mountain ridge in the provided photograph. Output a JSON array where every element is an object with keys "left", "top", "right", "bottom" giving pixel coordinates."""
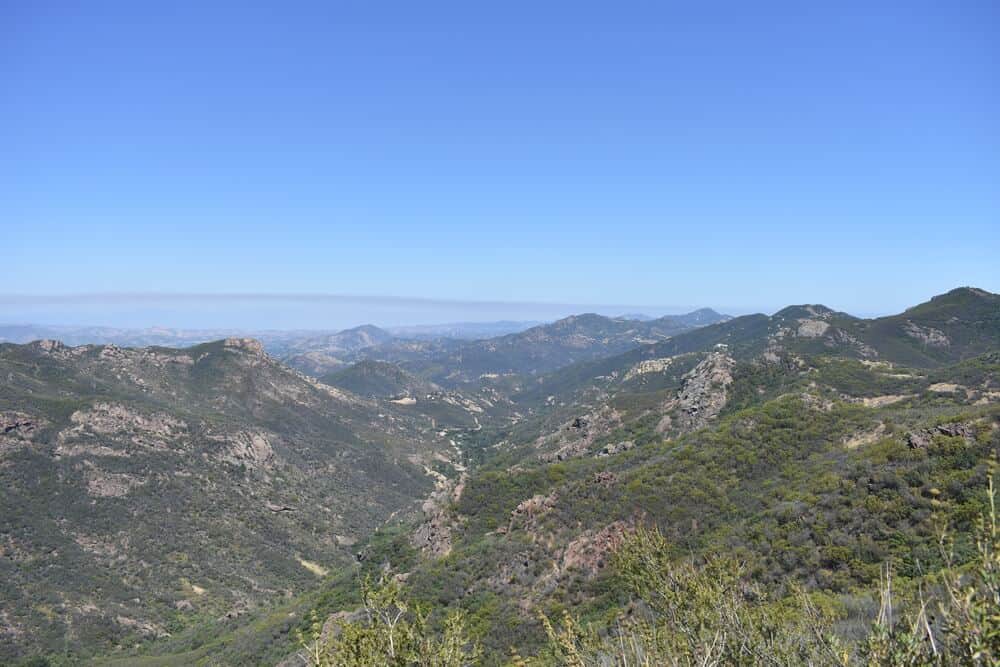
[
  {"left": 385, "top": 320, "right": 542, "bottom": 340},
  {"left": 503, "top": 286, "right": 1000, "bottom": 458},
  {"left": 278, "top": 324, "right": 396, "bottom": 375},
  {"left": 632, "top": 286, "right": 999, "bottom": 368},
  {"left": 1, "top": 310, "right": 733, "bottom": 385},
  {"left": 340, "top": 308, "right": 732, "bottom": 384}
]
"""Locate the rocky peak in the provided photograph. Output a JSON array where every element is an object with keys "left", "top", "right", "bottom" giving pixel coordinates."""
[
  {"left": 774, "top": 304, "right": 837, "bottom": 321},
  {"left": 671, "top": 348, "right": 736, "bottom": 431},
  {"left": 222, "top": 337, "right": 265, "bottom": 356},
  {"left": 29, "top": 339, "right": 67, "bottom": 355}
]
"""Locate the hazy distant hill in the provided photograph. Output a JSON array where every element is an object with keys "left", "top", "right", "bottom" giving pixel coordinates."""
[
  {"left": 0, "top": 323, "right": 249, "bottom": 347},
  {"left": 278, "top": 324, "right": 396, "bottom": 375},
  {"left": 350, "top": 309, "right": 732, "bottom": 384},
  {"left": 386, "top": 320, "right": 542, "bottom": 340}
]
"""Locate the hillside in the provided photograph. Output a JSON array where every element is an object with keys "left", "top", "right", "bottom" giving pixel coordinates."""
[
  {"left": 350, "top": 309, "right": 731, "bottom": 385},
  {"left": 0, "top": 338, "right": 466, "bottom": 662},
  {"left": 322, "top": 359, "right": 438, "bottom": 399},
  {"left": 279, "top": 325, "right": 395, "bottom": 376},
  {"left": 484, "top": 288, "right": 1000, "bottom": 461},
  {"left": 3, "top": 288, "right": 998, "bottom": 665},
  {"left": 633, "top": 287, "right": 1000, "bottom": 368},
  {"left": 320, "top": 359, "right": 507, "bottom": 431},
  {"left": 67, "top": 287, "right": 1000, "bottom": 666}
]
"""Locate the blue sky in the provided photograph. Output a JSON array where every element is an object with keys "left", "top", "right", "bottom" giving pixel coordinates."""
[{"left": 3, "top": 1, "right": 998, "bottom": 327}]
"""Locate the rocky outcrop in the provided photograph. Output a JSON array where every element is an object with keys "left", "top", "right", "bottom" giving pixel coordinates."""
[
  {"left": 264, "top": 501, "right": 295, "bottom": 513},
  {"left": 83, "top": 464, "right": 145, "bottom": 498},
  {"left": 501, "top": 491, "right": 558, "bottom": 536},
  {"left": 1, "top": 412, "right": 42, "bottom": 438},
  {"left": 797, "top": 319, "right": 831, "bottom": 338},
  {"left": 213, "top": 430, "right": 277, "bottom": 471},
  {"left": 559, "top": 520, "right": 634, "bottom": 577},
  {"left": 595, "top": 440, "right": 634, "bottom": 458},
  {"left": 538, "top": 406, "right": 622, "bottom": 462},
  {"left": 223, "top": 337, "right": 265, "bottom": 356},
  {"left": 28, "top": 339, "right": 71, "bottom": 358},
  {"left": 593, "top": 471, "right": 617, "bottom": 486},
  {"left": 65, "top": 403, "right": 187, "bottom": 438},
  {"left": 903, "top": 321, "right": 950, "bottom": 348},
  {"left": 0, "top": 412, "right": 44, "bottom": 455},
  {"left": 114, "top": 614, "right": 165, "bottom": 638},
  {"left": 624, "top": 357, "right": 675, "bottom": 381},
  {"left": 907, "top": 421, "right": 978, "bottom": 449},
  {"left": 670, "top": 349, "right": 736, "bottom": 431},
  {"left": 411, "top": 472, "right": 467, "bottom": 558},
  {"left": 56, "top": 403, "right": 188, "bottom": 456}
]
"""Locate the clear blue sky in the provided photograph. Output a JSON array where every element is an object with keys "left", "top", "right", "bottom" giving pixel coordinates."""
[{"left": 3, "top": 1, "right": 998, "bottom": 326}]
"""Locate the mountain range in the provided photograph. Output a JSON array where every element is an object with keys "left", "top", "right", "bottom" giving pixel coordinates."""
[{"left": 0, "top": 288, "right": 997, "bottom": 665}]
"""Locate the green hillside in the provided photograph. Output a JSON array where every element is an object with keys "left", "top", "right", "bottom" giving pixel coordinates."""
[{"left": 4, "top": 288, "right": 998, "bottom": 666}]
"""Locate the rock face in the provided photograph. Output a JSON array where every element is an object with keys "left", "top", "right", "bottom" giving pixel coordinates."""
[
  {"left": 596, "top": 440, "right": 634, "bottom": 458},
  {"left": 223, "top": 337, "right": 266, "bottom": 356},
  {"left": 67, "top": 402, "right": 186, "bottom": 438},
  {"left": 0, "top": 412, "right": 45, "bottom": 455},
  {"left": 411, "top": 472, "right": 467, "bottom": 559},
  {"left": 624, "top": 357, "right": 675, "bottom": 381},
  {"left": 503, "top": 491, "right": 558, "bottom": 536},
  {"left": 559, "top": 520, "right": 634, "bottom": 577},
  {"left": 213, "top": 430, "right": 277, "bottom": 470},
  {"left": 797, "top": 319, "right": 831, "bottom": 338},
  {"left": 537, "top": 406, "right": 623, "bottom": 462},
  {"left": 935, "top": 422, "right": 976, "bottom": 439},
  {"left": 84, "top": 465, "right": 145, "bottom": 497},
  {"left": 671, "top": 349, "right": 736, "bottom": 431},
  {"left": 908, "top": 422, "right": 978, "bottom": 448},
  {"left": 903, "top": 321, "right": 951, "bottom": 348},
  {"left": 54, "top": 403, "right": 189, "bottom": 458},
  {"left": 1, "top": 412, "right": 42, "bottom": 439}
]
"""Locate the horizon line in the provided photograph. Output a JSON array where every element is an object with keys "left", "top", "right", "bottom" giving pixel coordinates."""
[{"left": 0, "top": 291, "right": 724, "bottom": 314}]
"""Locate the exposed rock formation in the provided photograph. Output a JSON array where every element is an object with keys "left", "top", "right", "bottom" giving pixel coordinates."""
[
  {"left": 411, "top": 472, "right": 467, "bottom": 558},
  {"left": 797, "top": 319, "right": 831, "bottom": 338},
  {"left": 595, "top": 440, "right": 634, "bottom": 457},
  {"left": 56, "top": 403, "right": 188, "bottom": 456},
  {"left": 907, "top": 421, "right": 978, "bottom": 449},
  {"left": 538, "top": 406, "right": 623, "bottom": 462},
  {"left": 0, "top": 412, "right": 44, "bottom": 455},
  {"left": 83, "top": 464, "right": 145, "bottom": 498},
  {"left": 64, "top": 403, "right": 187, "bottom": 439},
  {"left": 213, "top": 430, "right": 277, "bottom": 470},
  {"left": 670, "top": 349, "right": 736, "bottom": 431},
  {"left": 502, "top": 491, "right": 558, "bottom": 535},
  {"left": 223, "top": 337, "right": 266, "bottom": 356},
  {"left": 903, "top": 321, "right": 951, "bottom": 348},
  {"left": 624, "top": 357, "right": 675, "bottom": 381},
  {"left": 559, "top": 520, "right": 634, "bottom": 577}
]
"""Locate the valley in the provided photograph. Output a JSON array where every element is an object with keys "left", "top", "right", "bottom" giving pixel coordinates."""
[{"left": 1, "top": 288, "right": 998, "bottom": 665}]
